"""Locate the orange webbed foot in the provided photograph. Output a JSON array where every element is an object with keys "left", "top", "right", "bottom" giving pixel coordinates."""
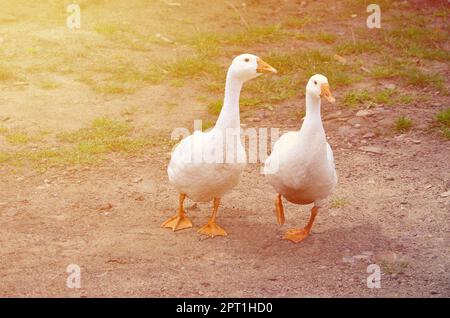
[
  {"left": 283, "top": 228, "right": 310, "bottom": 244},
  {"left": 198, "top": 221, "right": 227, "bottom": 237},
  {"left": 161, "top": 214, "right": 193, "bottom": 232}
]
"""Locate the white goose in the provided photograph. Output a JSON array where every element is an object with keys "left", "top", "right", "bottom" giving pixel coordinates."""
[
  {"left": 163, "top": 54, "right": 277, "bottom": 237},
  {"left": 264, "top": 74, "right": 337, "bottom": 243}
]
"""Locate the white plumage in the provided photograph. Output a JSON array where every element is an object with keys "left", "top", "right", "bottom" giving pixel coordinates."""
[
  {"left": 163, "top": 54, "right": 277, "bottom": 237},
  {"left": 264, "top": 74, "right": 337, "bottom": 243},
  {"left": 168, "top": 129, "right": 246, "bottom": 202}
]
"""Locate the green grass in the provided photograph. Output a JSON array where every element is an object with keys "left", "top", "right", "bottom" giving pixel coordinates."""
[
  {"left": 6, "top": 133, "right": 30, "bottom": 144},
  {"left": 394, "top": 116, "right": 413, "bottom": 132},
  {"left": 265, "top": 50, "right": 353, "bottom": 86},
  {"left": 166, "top": 55, "right": 222, "bottom": 79},
  {"left": 0, "top": 64, "right": 15, "bottom": 81},
  {"left": 371, "top": 59, "right": 445, "bottom": 90},
  {"left": 57, "top": 117, "right": 151, "bottom": 155},
  {"left": 335, "top": 41, "right": 379, "bottom": 55},
  {"left": 208, "top": 100, "right": 223, "bottom": 116},
  {"left": 202, "top": 120, "right": 215, "bottom": 131},
  {"left": 406, "top": 45, "right": 450, "bottom": 61},
  {"left": 398, "top": 94, "right": 414, "bottom": 104},
  {"left": 0, "top": 118, "right": 154, "bottom": 170},
  {"left": 225, "top": 25, "right": 285, "bottom": 45},
  {"left": 401, "top": 67, "right": 444, "bottom": 89},
  {"left": 245, "top": 76, "right": 300, "bottom": 103},
  {"left": 343, "top": 90, "right": 371, "bottom": 108},
  {"left": 389, "top": 26, "right": 447, "bottom": 45},
  {"left": 381, "top": 25, "right": 449, "bottom": 61},
  {"left": 381, "top": 260, "right": 409, "bottom": 275},
  {"left": 39, "top": 80, "right": 60, "bottom": 90},
  {"left": 94, "top": 23, "right": 120, "bottom": 36},
  {"left": 373, "top": 89, "right": 396, "bottom": 105},
  {"left": 434, "top": 7, "right": 450, "bottom": 18},
  {"left": 283, "top": 15, "right": 317, "bottom": 28},
  {"left": 330, "top": 197, "right": 350, "bottom": 209},
  {"left": 93, "top": 83, "right": 137, "bottom": 95},
  {"left": 436, "top": 108, "right": 450, "bottom": 140},
  {"left": 314, "top": 32, "right": 337, "bottom": 44},
  {"left": 342, "top": 88, "right": 396, "bottom": 108},
  {"left": 189, "top": 33, "right": 221, "bottom": 57}
]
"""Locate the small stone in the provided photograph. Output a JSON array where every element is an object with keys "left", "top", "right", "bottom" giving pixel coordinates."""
[
  {"left": 132, "top": 177, "right": 143, "bottom": 183},
  {"left": 430, "top": 291, "right": 440, "bottom": 295},
  {"left": 374, "top": 251, "right": 397, "bottom": 263},
  {"left": 362, "top": 132, "right": 376, "bottom": 139},
  {"left": 385, "top": 177, "right": 395, "bottom": 181},
  {"left": 359, "top": 146, "right": 383, "bottom": 154},
  {"left": 347, "top": 117, "right": 367, "bottom": 126},
  {"left": 356, "top": 110, "right": 371, "bottom": 117},
  {"left": 354, "top": 124, "right": 361, "bottom": 128},
  {"left": 323, "top": 111, "right": 343, "bottom": 121},
  {"left": 384, "top": 83, "right": 396, "bottom": 90},
  {"left": 98, "top": 203, "right": 113, "bottom": 211},
  {"left": 189, "top": 202, "right": 199, "bottom": 210},
  {"left": 424, "top": 184, "right": 432, "bottom": 190},
  {"left": 135, "top": 195, "right": 145, "bottom": 201},
  {"left": 342, "top": 256, "right": 355, "bottom": 263},
  {"left": 440, "top": 191, "right": 450, "bottom": 197},
  {"left": 333, "top": 54, "right": 347, "bottom": 64},
  {"left": 338, "top": 126, "right": 357, "bottom": 138},
  {"left": 412, "top": 139, "right": 421, "bottom": 144},
  {"left": 378, "top": 118, "right": 394, "bottom": 129}
]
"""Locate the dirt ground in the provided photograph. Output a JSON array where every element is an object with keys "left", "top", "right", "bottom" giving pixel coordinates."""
[{"left": 0, "top": 0, "right": 449, "bottom": 297}]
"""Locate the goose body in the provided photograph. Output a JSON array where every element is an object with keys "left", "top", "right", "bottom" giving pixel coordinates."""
[
  {"left": 264, "top": 74, "right": 337, "bottom": 243},
  {"left": 163, "top": 54, "right": 277, "bottom": 237},
  {"left": 264, "top": 118, "right": 337, "bottom": 205},
  {"left": 168, "top": 127, "right": 246, "bottom": 202}
]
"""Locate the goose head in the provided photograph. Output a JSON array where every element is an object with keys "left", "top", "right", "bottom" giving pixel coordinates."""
[
  {"left": 306, "top": 74, "right": 336, "bottom": 103},
  {"left": 228, "top": 54, "right": 277, "bottom": 82}
]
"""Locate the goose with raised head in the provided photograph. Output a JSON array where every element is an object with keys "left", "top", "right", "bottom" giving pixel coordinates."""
[
  {"left": 162, "top": 54, "right": 277, "bottom": 237},
  {"left": 264, "top": 74, "right": 337, "bottom": 243}
]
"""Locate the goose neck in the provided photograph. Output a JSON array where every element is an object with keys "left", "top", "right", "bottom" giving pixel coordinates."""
[
  {"left": 214, "top": 71, "right": 243, "bottom": 130},
  {"left": 302, "top": 92, "right": 324, "bottom": 133}
]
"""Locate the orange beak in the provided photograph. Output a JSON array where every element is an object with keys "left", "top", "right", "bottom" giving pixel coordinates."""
[
  {"left": 320, "top": 83, "right": 336, "bottom": 103},
  {"left": 256, "top": 57, "right": 277, "bottom": 74}
]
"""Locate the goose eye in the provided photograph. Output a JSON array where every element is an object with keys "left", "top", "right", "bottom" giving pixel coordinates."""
[
  {"left": 314, "top": 80, "right": 318, "bottom": 85},
  {"left": 244, "top": 58, "right": 250, "bottom": 62}
]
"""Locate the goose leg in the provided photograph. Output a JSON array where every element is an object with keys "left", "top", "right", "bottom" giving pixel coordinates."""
[
  {"left": 198, "top": 198, "right": 227, "bottom": 237},
  {"left": 161, "top": 193, "right": 193, "bottom": 231},
  {"left": 283, "top": 206, "right": 319, "bottom": 243},
  {"left": 275, "top": 194, "right": 285, "bottom": 225}
]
